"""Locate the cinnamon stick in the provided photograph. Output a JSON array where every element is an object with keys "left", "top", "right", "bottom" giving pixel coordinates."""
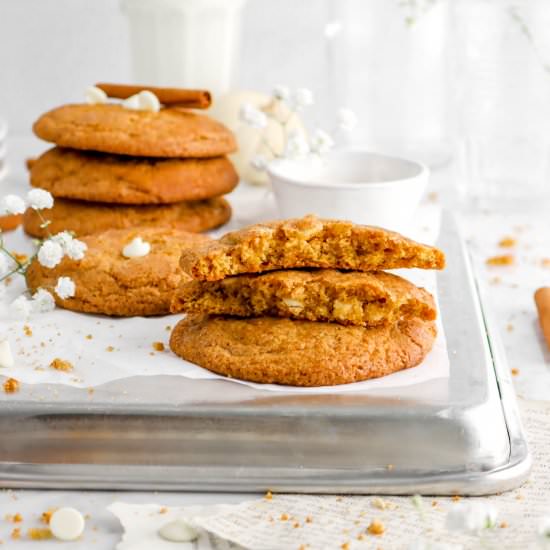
[
  {"left": 534, "top": 287, "right": 550, "bottom": 350},
  {"left": 95, "top": 83, "right": 212, "bottom": 109}
]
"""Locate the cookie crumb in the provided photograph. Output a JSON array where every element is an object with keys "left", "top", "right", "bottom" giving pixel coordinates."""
[
  {"left": 152, "top": 342, "right": 165, "bottom": 352},
  {"left": 498, "top": 236, "right": 516, "bottom": 248},
  {"left": 10, "top": 528, "right": 20, "bottom": 540},
  {"left": 541, "top": 258, "right": 550, "bottom": 268},
  {"left": 50, "top": 358, "right": 73, "bottom": 372},
  {"left": 506, "top": 323, "right": 514, "bottom": 332},
  {"left": 159, "top": 507, "right": 168, "bottom": 514},
  {"left": 85, "top": 334, "right": 93, "bottom": 340},
  {"left": 293, "top": 522, "right": 300, "bottom": 528},
  {"left": 5, "top": 513, "right": 22, "bottom": 523},
  {"left": 280, "top": 513, "right": 289, "bottom": 521},
  {"left": 12, "top": 252, "right": 28, "bottom": 264},
  {"left": 511, "top": 368, "right": 519, "bottom": 376},
  {"left": 165, "top": 325, "right": 172, "bottom": 332},
  {"left": 367, "top": 519, "right": 385, "bottom": 536},
  {"left": 452, "top": 495, "right": 461, "bottom": 502},
  {"left": 27, "top": 528, "right": 52, "bottom": 540},
  {"left": 357, "top": 533, "right": 365, "bottom": 540},
  {"left": 486, "top": 254, "right": 514, "bottom": 266},
  {"left": 500, "top": 521, "right": 509, "bottom": 528},
  {"left": 3, "top": 378, "right": 19, "bottom": 394},
  {"left": 23, "top": 325, "right": 32, "bottom": 337},
  {"left": 106, "top": 346, "right": 115, "bottom": 352},
  {"left": 305, "top": 516, "right": 313, "bottom": 523},
  {"left": 427, "top": 191, "right": 438, "bottom": 203},
  {"left": 264, "top": 490, "right": 273, "bottom": 500},
  {"left": 341, "top": 543, "right": 350, "bottom": 550},
  {"left": 41, "top": 508, "right": 57, "bottom": 524}
]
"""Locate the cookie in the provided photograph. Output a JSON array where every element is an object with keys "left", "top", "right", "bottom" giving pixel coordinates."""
[
  {"left": 169, "top": 315, "right": 437, "bottom": 386},
  {"left": 23, "top": 196, "right": 231, "bottom": 238},
  {"left": 33, "top": 104, "right": 237, "bottom": 158},
  {"left": 31, "top": 147, "right": 239, "bottom": 204},
  {"left": 171, "top": 269, "right": 436, "bottom": 326},
  {"left": 179, "top": 215, "right": 446, "bottom": 281},
  {"left": 0, "top": 213, "right": 23, "bottom": 232},
  {"left": 26, "top": 227, "right": 209, "bottom": 316}
]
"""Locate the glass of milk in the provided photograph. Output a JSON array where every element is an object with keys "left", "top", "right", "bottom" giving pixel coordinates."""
[{"left": 120, "top": 0, "right": 247, "bottom": 95}]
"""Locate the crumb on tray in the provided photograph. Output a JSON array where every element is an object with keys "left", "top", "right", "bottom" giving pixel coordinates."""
[
  {"left": 3, "top": 378, "right": 19, "bottom": 394},
  {"left": 49, "top": 358, "right": 73, "bottom": 372},
  {"left": 486, "top": 254, "right": 514, "bottom": 266},
  {"left": 498, "top": 236, "right": 516, "bottom": 248}
]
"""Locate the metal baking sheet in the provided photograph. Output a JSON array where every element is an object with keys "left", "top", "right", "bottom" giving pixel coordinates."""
[{"left": 0, "top": 212, "right": 531, "bottom": 495}]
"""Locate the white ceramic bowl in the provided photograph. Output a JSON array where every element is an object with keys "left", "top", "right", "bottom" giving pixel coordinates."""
[{"left": 268, "top": 151, "right": 429, "bottom": 231}]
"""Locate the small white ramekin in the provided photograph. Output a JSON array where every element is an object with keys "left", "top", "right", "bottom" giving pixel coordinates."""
[{"left": 268, "top": 150, "right": 429, "bottom": 231}]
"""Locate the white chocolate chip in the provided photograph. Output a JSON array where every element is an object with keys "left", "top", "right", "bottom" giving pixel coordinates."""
[
  {"left": 49, "top": 507, "right": 85, "bottom": 541},
  {"left": 122, "top": 94, "right": 141, "bottom": 110},
  {"left": 0, "top": 339, "right": 14, "bottom": 368},
  {"left": 122, "top": 91, "right": 160, "bottom": 112},
  {"left": 122, "top": 237, "right": 151, "bottom": 258},
  {"left": 158, "top": 519, "right": 198, "bottom": 542},
  {"left": 137, "top": 90, "right": 161, "bottom": 112},
  {"left": 85, "top": 86, "right": 107, "bottom": 105},
  {"left": 283, "top": 298, "right": 304, "bottom": 309}
]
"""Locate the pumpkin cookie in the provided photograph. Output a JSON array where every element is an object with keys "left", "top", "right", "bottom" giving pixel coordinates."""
[
  {"left": 0, "top": 213, "right": 23, "bottom": 232},
  {"left": 171, "top": 269, "right": 436, "bottom": 326},
  {"left": 33, "top": 104, "right": 237, "bottom": 158},
  {"left": 26, "top": 227, "right": 209, "bottom": 316},
  {"left": 169, "top": 315, "right": 437, "bottom": 386},
  {"left": 31, "top": 147, "right": 239, "bottom": 204},
  {"left": 23, "top": 196, "right": 231, "bottom": 238},
  {"left": 180, "top": 215, "right": 446, "bottom": 281}
]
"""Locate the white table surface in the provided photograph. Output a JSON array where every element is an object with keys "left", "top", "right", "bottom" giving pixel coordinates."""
[{"left": 1, "top": 137, "right": 549, "bottom": 548}]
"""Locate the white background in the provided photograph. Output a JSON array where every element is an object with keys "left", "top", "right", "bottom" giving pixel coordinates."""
[{"left": 0, "top": 0, "right": 331, "bottom": 135}]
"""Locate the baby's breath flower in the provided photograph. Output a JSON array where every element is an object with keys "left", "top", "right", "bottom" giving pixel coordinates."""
[
  {"left": 26, "top": 189, "right": 53, "bottom": 210},
  {"left": 251, "top": 155, "right": 269, "bottom": 172},
  {"left": 284, "top": 130, "right": 310, "bottom": 159},
  {"left": 51, "top": 231, "right": 74, "bottom": 249},
  {"left": 31, "top": 288, "right": 55, "bottom": 313},
  {"left": 538, "top": 517, "right": 550, "bottom": 549},
  {"left": 9, "top": 295, "right": 32, "bottom": 320},
  {"left": 310, "top": 129, "right": 334, "bottom": 154},
  {"left": 1, "top": 194, "right": 25, "bottom": 215},
  {"left": 64, "top": 238, "right": 87, "bottom": 261},
  {"left": 291, "top": 88, "right": 314, "bottom": 110},
  {"left": 446, "top": 502, "right": 498, "bottom": 534},
  {"left": 55, "top": 277, "right": 75, "bottom": 299},
  {"left": 239, "top": 103, "right": 268, "bottom": 129},
  {"left": 37, "top": 240, "right": 64, "bottom": 269},
  {"left": 338, "top": 107, "right": 358, "bottom": 132},
  {"left": 273, "top": 85, "right": 290, "bottom": 101}
]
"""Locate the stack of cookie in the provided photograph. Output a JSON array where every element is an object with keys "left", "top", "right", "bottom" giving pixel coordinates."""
[
  {"left": 24, "top": 100, "right": 238, "bottom": 237},
  {"left": 170, "top": 215, "right": 446, "bottom": 387}
]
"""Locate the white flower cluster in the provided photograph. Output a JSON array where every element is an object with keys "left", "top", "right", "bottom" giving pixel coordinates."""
[
  {"left": 0, "top": 189, "right": 86, "bottom": 320},
  {"left": 446, "top": 501, "right": 498, "bottom": 533},
  {"left": 239, "top": 84, "right": 358, "bottom": 173},
  {"left": 1, "top": 188, "right": 54, "bottom": 215}
]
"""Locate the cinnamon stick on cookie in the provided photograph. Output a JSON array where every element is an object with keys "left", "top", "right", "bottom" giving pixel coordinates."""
[
  {"left": 95, "top": 83, "right": 212, "bottom": 109},
  {"left": 535, "top": 287, "right": 550, "bottom": 350}
]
